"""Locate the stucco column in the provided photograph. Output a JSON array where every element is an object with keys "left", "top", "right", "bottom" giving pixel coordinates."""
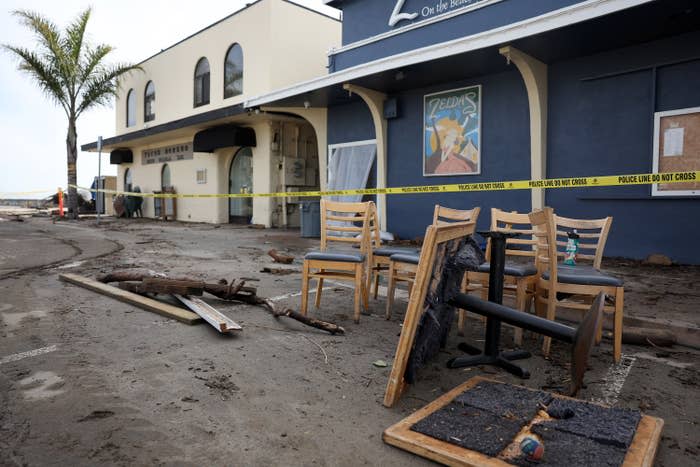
[
  {"left": 499, "top": 46, "right": 548, "bottom": 211},
  {"left": 342, "top": 83, "right": 388, "bottom": 231},
  {"left": 251, "top": 122, "right": 273, "bottom": 227}
]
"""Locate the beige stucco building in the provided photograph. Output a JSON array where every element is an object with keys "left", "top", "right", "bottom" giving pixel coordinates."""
[{"left": 83, "top": 0, "right": 340, "bottom": 226}]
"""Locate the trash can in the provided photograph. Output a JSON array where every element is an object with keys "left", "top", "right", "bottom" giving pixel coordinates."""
[{"left": 300, "top": 201, "right": 321, "bottom": 238}]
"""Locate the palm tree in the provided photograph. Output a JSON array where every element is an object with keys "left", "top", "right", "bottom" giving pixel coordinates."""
[{"left": 3, "top": 8, "right": 140, "bottom": 218}]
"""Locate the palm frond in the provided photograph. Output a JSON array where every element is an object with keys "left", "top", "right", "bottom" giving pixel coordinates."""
[
  {"left": 65, "top": 8, "right": 91, "bottom": 67},
  {"left": 79, "top": 43, "right": 113, "bottom": 85},
  {"left": 2, "top": 44, "right": 69, "bottom": 113},
  {"left": 76, "top": 63, "right": 142, "bottom": 116},
  {"left": 12, "top": 10, "right": 72, "bottom": 82}
]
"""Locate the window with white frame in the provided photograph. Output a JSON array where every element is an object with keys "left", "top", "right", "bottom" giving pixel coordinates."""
[{"left": 327, "top": 140, "right": 377, "bottom": 203}]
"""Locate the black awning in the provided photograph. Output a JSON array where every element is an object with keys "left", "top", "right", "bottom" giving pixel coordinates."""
[
  {"left": 193, "top": 125, "right": 256, "bottom": 152},
  {"left": 110, "top": 149, "right": 133, "bottom": 164}
]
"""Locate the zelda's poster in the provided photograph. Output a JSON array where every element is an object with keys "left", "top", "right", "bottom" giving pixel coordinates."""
[{"left": 423, "top": 85, "right": 481, "bottom": 176}]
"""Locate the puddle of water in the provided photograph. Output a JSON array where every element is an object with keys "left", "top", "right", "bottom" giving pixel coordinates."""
[{"left": 19, "top": 371, "right": 64, "bottom": 400}]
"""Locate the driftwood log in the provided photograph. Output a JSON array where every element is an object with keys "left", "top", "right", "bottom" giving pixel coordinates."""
[
  {"left": 98, "top": 271, "right": 344, "bottom": 335},
  {"left": 267, "top": 249, "right": 295, "bottom": 264}
]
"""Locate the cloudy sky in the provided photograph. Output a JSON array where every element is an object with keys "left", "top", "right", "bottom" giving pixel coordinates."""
[{"left": 0, "top": 0, "right": 339, "bottom": 199}]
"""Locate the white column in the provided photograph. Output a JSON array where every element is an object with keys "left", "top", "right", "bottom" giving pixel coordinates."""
[
  {"left": 499, "top": 46, "right": 548, "bottom": 211},
  {"left": 342, "top": 84, "right": 388, "bottom": 231}
]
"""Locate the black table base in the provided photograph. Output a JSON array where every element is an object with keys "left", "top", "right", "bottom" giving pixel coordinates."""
[{"left": 447, "top": 231, "right": 532, "bottom": 378}]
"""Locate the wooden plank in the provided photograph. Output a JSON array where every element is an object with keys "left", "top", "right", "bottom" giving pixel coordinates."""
[
  {"left": 383, "top": 376, "right": 664, "bottom": 467},
  {"left": 174, "top": 294, "right": 242, "bottom": 333},
  {"left": 58, "top": 273, "right": 201, "bottom": 325}
]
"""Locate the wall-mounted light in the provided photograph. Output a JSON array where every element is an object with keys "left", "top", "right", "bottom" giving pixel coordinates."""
[{"left": 303, "top": 100, "right": 311, "bottom": 109}]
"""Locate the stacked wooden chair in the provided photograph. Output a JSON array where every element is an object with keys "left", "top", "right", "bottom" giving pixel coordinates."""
[
  {"left": 384, "top": 205, "right": 480, "bottom": 319},
  {"left": 300, "top": 200, "right": 377, "bottom": 323},
  {"left": 461, "top": 208, "right": 538, "bottom": 344},
  {"left": 529, "top": 207, "right": 623, "bottom": 362}
]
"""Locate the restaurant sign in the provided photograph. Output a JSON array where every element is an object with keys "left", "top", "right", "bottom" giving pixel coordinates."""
[
  {"left": 389, "top": 0, "right": 490, "bottom": 27},
  {"left": 142, "top": 143, "right": 194, "bottom": 165}
]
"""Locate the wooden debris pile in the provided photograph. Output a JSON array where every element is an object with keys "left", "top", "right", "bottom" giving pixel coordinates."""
[{"left": 59, "top": 271, "right": 344, "bottom": 336}]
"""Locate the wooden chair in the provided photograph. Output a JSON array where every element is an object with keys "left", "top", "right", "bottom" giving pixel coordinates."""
[
  {"left": 301, "top": 200, "right": 374, "bottom": 323},
  {"left": 461, "top": 208, "right": 538, "bottom": 344},
  {"left": 368, "top": 205, "right": 415, "bottom": 300},
  {"left": 529, "top": 208, "right": 623, "bottom": 362},
  {"left": 384, "top": 205, "right": 480, "bottom": 319}
]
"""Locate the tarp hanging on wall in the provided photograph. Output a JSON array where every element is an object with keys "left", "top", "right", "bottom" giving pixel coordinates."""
[
  {"left": 110, "top": 149, "right": 133, "bottom": 164},
  {"left": 193, "top": 125, "right": 257, "bottom": 152},
  {"left": 327, "top": 143, "right": 376, "bottom": 203}
]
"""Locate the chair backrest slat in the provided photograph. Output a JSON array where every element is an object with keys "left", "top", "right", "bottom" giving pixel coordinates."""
[
  {"left": 554, "top": 214, "right": 612, "bottom": 269},
  {"left": 320, "top": 199, "right": 373, "bottom": 255},
  {"left": 488, "top": 208, "right": 536, "bottom": 260},
  {"left": 433, "top": 205, "right": 481, "bottom": 226},
  {"left": 529, "top": 207, "right": 558, "bottom": 283}
]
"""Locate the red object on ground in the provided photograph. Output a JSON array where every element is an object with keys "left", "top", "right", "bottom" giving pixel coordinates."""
[{"left": 58, "top": 188, "right": 64, "bottom": 217}]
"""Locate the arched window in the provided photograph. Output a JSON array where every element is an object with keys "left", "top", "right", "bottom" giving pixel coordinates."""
[
  {"left": 224, "top": 43, "right": 243, "bottom": 98},
  {"left": 144, "top": 81, "right": 155, "bottom": 122},
  {"left": 124, "top": 168, "right": 132, "bottom": 192},
  {"left": 161, "top": 164, "right": 171, "bottom": 189},
  {"left": 126, "top": 89, "right": 136, "bottom": 127},
  {"left": 193, "top": 58, "right": 210, "bottom": 107}
]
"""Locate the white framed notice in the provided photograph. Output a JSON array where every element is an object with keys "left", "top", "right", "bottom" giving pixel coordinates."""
[{"left": 652, "top": 106, "right": 700, "bottom": 197}]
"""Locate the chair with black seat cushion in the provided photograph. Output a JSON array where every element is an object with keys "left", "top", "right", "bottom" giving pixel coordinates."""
[
  {"left": 384, "top": 205, "right": 480, "bottom": 319},
  {"left": 462, "top": 208, "right": 538, "bottom": 344},
  {"left": 529, "top": 208, "right": 623, "bottom": 362},
  {"left": 368, "top": 204, "right": 420, "bottom": 300},
  {"left": 301, "top": 200, "right": 374, "bottom": 323}
]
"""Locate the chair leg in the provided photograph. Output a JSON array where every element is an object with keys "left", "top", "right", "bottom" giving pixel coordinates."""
[
  {"left": 479, "top": 285, "right": 488, "bottom": 323},
  {"left": 614, "top": 288, "right": 624, "bottom": 363},
  {"left": 457, "top": 310, "right": 466, "bottom": 336},
  {"left": 513, "top": 280, "right": 526, "bottom": 346},
  {"left": 385, "top": 261, "right": 397, "bottom": 320},
  {"left": 353, "top": 265, "right": 362, "bottom": 324},
  {"left": 373, "top": 269, "right": 380, "bottom": 299},
  {"left": 541, "top": 292, "right": 557, "bottom": 358},
  {"left": 314, "top": 276, "right": 324, "bottom": 309},
  {"left": 301, "top": 261, "right": 310, "bottom": 316},
  {"left": 362, "top": 268, "right": 370, "bottom": 311}
]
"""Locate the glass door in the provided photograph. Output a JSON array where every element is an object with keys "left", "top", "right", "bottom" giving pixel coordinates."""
[{"left": 229, "top": 147, "right": 253, "bottom": 223}]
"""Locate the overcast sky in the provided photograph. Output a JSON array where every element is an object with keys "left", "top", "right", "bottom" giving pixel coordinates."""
[{"left": 0, "top": 0, "right": 339, "bottom": 199}]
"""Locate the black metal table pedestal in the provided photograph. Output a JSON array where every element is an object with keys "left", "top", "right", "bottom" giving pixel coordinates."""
[{"left": 447, "top": 231, "right": 532, "bottom": 378}]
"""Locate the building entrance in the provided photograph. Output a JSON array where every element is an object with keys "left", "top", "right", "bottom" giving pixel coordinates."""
[{"left": 229, "top": 147, "right": 253, "bottom": 223}]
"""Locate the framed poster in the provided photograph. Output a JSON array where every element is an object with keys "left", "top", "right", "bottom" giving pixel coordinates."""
[
  {"left": 652, "top": 106, "right": 700, "bottom": 197},
  {"left": 423, "top": 85, "right": 481, "bottom": 177}
]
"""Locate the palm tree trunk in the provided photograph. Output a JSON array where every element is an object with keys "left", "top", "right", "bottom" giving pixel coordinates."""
[{"left": 66, "top": 118, "right": 79, "bottom": 219}]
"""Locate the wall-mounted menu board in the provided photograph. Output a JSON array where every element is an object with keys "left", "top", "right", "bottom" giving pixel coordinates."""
[{"left": 652, "top": 106, "right": 700, "bottom": 196}]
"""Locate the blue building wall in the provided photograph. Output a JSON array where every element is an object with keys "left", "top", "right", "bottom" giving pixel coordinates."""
[
  {"left": 331, "top": 0, "right": 584, "bottom": 71},
  {"left": 327, "top": 100, "right": 375, "bottom": 144},
  {"left": 547, "top": 32, "right": 700, "bottom": 263},
  {"left": 385, "top": 70, "right": 531, "bottom": 239},
  {"left": 327, "top": 69, "right": 531, "bottom": 240}
]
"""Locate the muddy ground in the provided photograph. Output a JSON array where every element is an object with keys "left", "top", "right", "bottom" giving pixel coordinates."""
[{"left": 0, "top": 217, "right": 698, "bottom": 466}]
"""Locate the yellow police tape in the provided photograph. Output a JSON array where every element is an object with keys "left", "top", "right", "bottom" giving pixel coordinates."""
[{"left": 67, "top": 170, "right": 699, "bottom": 199}]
